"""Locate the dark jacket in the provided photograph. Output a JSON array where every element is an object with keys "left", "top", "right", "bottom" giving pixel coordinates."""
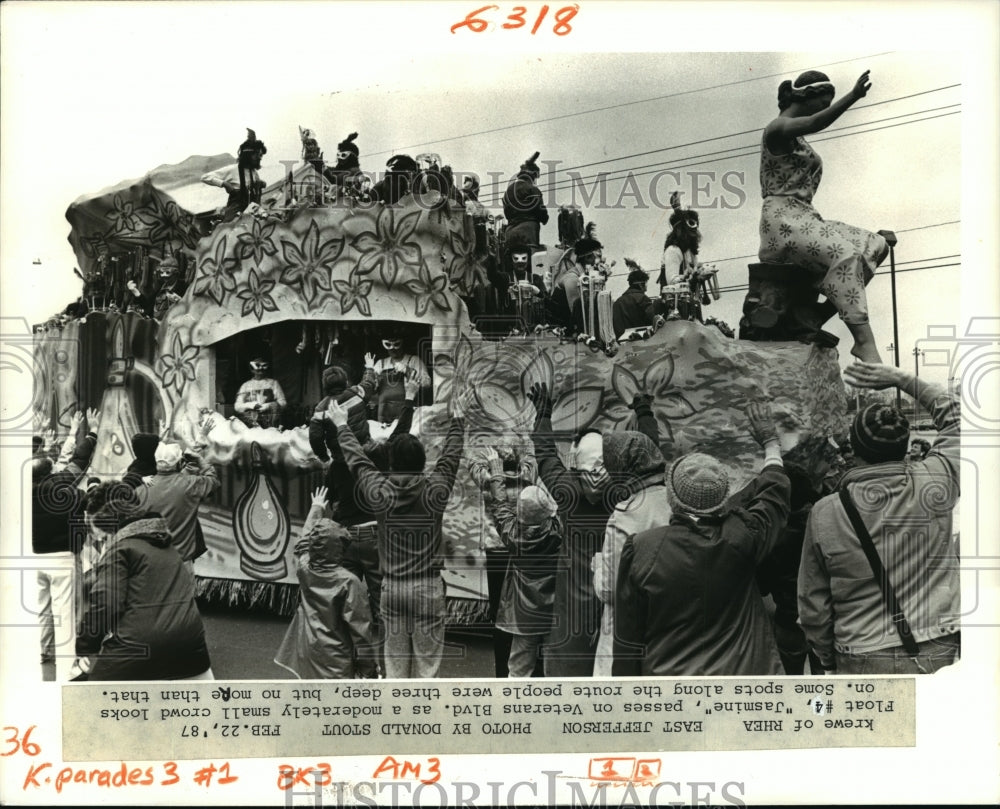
[
  {"left": 337, "top": 416, "right": 465, "bottom": 579},
  {"left": 121, "top": 432, "right": 160, "bottom": 488},
  {"left": 503, "top": 174, "right": 549, "bottom": 228},
  {"left": 530, "top": 410, "right": 661, "bottom": 676},
  {"left": 31, "top": 432, "right": 97, "bottom": 555},
  {"left": 76, "top": 515, "right": 211, "bottom": 680},
  {"left": 612, "top": 287, "right": 655, "bottom": 338},
  {"left": 312, "top": 399, "right": 415, "bottom": 527},
  {"left": 613, "top": 465, "right": 790, "bottom": 677}
]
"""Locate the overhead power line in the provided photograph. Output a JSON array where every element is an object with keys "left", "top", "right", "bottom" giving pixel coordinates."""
[{"left": 365, "top": 52, "right": 901, "bottom": 158}]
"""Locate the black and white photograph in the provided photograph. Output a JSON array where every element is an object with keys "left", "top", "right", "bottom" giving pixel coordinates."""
[{"left": 1, "top": 1, "right": 997, "bottom": 806}]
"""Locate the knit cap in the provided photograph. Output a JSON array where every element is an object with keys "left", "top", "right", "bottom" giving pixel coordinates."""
[
  {"left": 850, "top": 404, "right": 910, "bottom": 463},
  {"left": 665, "top": 453, "right": 730, "bottom": 516},
  {"left": 517, "top": 485, "right": 557, "bottom": 527},
  {"left": 131, "top": 432, "right": 161, "bottom": 464},
  {"left": 154, "top": 442, "right": 183, "bottom": 472}
]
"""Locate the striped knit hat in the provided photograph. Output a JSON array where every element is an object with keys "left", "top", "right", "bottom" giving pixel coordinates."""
[
  {"left": 850, "top": 404, "right": 910, "bottom": 463},
  {"left": 665, "top": 453, "right": 729, "bottom": 517}
]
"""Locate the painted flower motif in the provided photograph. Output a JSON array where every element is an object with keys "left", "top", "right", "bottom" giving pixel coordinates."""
[
  {"left": 136, "top": 195, "right": 197, "bottom": 247},
  {"left": 518, "top": 351, "right": 604, "bottom": 435},
  {"left": 433, "top": 333, "right": 475, "bottom": 404},
  {"left": 332, "top": 270, "right": 374, "bottom": 316},
  {"left": 843, "top": 287, "right": 861, "bottom": 306},
  {"left": 818, "top": 224, "right": 835, "bottom": 240},
  {"left": 236, "top": 268, "right": 279, "bottom": 321},
  {"left": 806, "top": 241, "right": 822, "bottom": 257},
  {"left": 799, "top": 220, "right": 814, "bottom": 236},
  {"left": 404, "top": 262, "right": 451, "bottom": 318},
  {"left": 106, "top": 194, "right": 139, "bottom": 234},
  {"left": 236, "top": 217, "right": 278, "bottom": 264},
  {"left": 445, "top": 230, "right": 487, "bottom": 295},
  {"left": 193, "top": 236, "right": 240, "bottom": 306},
  {"left": 157, "top": 332, "right": 200, "bottom": 394},
  {"left": 602, "top": 353, "right": 698, "bottom": 444},
  {"left": 351, "top": 206, "right": 423, "bottom": 289},
  {"left": 778, "top": 223, "right": 793, "bottom": 238},
  {"left": 826, "top": 242, "right": 844, "bottom": 262},
  {"left": 279, "top": 219, "right": 344, "bottom": 306}
]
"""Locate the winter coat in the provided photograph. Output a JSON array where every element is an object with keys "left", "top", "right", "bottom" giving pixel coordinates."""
[
  {"left": 76, "top": 515, "right": 211, "bottom": 680},
  {"left": 798, "top": 385, "right": 960, "bottom": 667},
  {"left": 480, "top": 478, "right": 560, "bottom": 636},
  {"left": 531, "top": 415, "right": 661, "bottom": 676},
  {"left": 136, "top": 460, "right": 219, "bottom": 561},
  {"left": 274, "top": 505, "right": 377, "bottom": 678},
  {"left": 613, "top": 464, "right": 789, "bottom": 677}
]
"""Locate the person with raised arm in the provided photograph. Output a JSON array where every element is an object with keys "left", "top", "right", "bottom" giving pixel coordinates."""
[{"left": 758, "top": 70, "right": 892, "bottom": 362}]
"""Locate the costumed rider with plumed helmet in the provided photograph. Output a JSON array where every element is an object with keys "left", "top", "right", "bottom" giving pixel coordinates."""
[
  {"left": 502, "top": 151, "right": 549, "bottom": 250},
  {"left": 657, "top": 191, "right": 719, "bottom": 322},
  {"left": 323, "top": 132, "right": 365, "bottom": 197},
  {"left": 372, "top": 154, "right": 418, "bottom": 206}
]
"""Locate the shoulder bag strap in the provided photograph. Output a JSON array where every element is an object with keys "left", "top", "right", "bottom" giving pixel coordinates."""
[{"left": 838, "top": 487, "right": 921, "bottom": 658}]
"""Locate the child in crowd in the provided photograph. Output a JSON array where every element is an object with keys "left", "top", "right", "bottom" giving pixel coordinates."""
[{"left": 274, "top": 486, "right": 378, "bottom": 679}]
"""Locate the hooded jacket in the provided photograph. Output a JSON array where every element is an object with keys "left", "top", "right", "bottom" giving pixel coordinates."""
[
  {"left": 76, "top": 515, "right": 211, "bottom": 680},
  {"left": 274, "top": 505, "right": 377, "bottom": 679},
  {"left": 337, "top": 416, "right": 465, "bottom": 579}
]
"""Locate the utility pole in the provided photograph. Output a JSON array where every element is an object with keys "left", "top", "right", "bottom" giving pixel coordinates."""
[{"left": 912, "top": 347, "right": 924, "bottom": 422}]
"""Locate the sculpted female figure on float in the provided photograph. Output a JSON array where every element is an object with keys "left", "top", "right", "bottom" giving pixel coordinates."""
[{"left": 759, "top": 69, "right": 891, "bottom": 363}]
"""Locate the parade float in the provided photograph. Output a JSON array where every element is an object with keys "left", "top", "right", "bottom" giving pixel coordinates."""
[{"left": 34, "top": 153, "right": 849, "bottom": 620}]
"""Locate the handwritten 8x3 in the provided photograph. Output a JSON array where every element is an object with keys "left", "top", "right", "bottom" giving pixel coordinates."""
[{"left": 5, "top": 725, "right": 238, "bottom": 794}]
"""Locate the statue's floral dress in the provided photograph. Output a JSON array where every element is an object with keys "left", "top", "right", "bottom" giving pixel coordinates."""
[{"left": 758, "top": 136, "right": 888, "bottom": 325}]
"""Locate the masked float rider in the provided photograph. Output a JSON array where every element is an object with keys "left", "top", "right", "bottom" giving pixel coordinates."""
[
  {"left": 368, "top": 331, "right": 431, "bottom": 424},
  {"left": 234, "top": 359, "right": 287, "bottom": 428}
]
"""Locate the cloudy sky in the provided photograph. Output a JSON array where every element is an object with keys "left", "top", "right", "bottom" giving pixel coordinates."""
[{"left": 1, "top": 3, "right": 995, "bottom": 388}]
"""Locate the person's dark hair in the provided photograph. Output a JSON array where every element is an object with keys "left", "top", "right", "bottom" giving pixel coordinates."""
[
  {"left": 32, "top": 435, "right": 44, "bottom": 453},
  {"left": 627, "top": 269, "right": 649, "bottom": 287},
  {"left": 84, "top": 481, "right": 141, "bottom": 533},
  {"left": 31, "top": 455, "right": 53, "bottom": 482},
  {"left": 322, "top": 366, "right": 350, "bottom": 397},
  {"left": 777, "top": 70, "right": 834, "bottom": 111},
  {"left": 388, "top": 434, "right": 426, "bottom": 474}
]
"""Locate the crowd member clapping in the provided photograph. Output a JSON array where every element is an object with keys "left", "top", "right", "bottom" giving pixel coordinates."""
[
  {"left": 274, "top": 486, "right": 379, "bottom": 679},
  {"left": 613, "top": 404, "right": 790, "bottom": 676}
]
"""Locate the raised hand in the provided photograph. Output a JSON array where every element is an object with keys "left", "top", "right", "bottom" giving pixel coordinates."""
[
  {"left": 326, "top": 399, "right": 351, "bottom": 428},
  {"left": 404, "top": 368, "right": 420, "bottom": 401},
  {"left": 85, "top": 408, "right": 101, "bottom": 432},
  {"left": 364, "top": 352, "right": 376, "bottom": 369},
  {"left": 746, "top": 402, "right": 778, "bottom": 448},
  {"left": 852, "top": 70, "right": 872, "bottom": 100},
  {"left": 843, "top": 361, "right": 903, "bottom": 391},
  {"left": 483, "top": 447, "right": 504, "bottom": 478},
  {"left": 311, "top": 485, "right": 329, "bottom": 508},
  {"left": 526, "top": 382, "right": 553, "bottom": 420}
]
